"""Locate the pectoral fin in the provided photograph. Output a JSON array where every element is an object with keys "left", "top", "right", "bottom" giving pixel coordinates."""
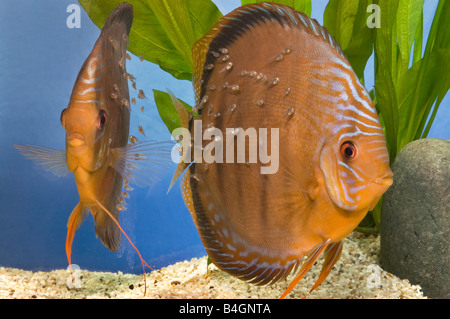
[
  {"left": 167, "top": 89, "right": 190, "bottom": 129},
  {"left": 166, "top": 88, "right": 192, "bottom": 193},
  {"left": 109, "top": 140, "right": 173, "bottom": 189},
  {"left": 167, "top": 161, "right": 189, "bottom": 193},
  {"left": 14, "top": 144, "right": 68, "bottom": 176}
]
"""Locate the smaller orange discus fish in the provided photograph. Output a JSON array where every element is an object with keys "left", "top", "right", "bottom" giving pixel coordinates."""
[
  {"left": 15, "top": 2, "right": 169, "bottom": 292},
  {"left": 170, "top": 3, "right": 393, "bottom": 298}
]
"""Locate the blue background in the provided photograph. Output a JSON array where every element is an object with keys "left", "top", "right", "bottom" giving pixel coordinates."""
[{"left": 0, "top": 0, "right": 448, "bottom": 273}]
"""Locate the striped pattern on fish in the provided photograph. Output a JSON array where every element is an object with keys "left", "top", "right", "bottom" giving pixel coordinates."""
[
  {"left": 15, "top": 3, "right": 171, "bottom": 287},
  {"left": 172, "top": 2, "right": 393, "bottom": 298}
]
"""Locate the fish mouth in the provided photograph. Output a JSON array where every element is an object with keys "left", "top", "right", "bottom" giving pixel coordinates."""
[
  {"left": 367, "top": 172, "right": 393, "bottom": 211},
  {"left": 373, "top": 172, "right": 394, "bottom": 187},
  {"left": 68, "top": 132, "right": 85, "bottom": 147}
]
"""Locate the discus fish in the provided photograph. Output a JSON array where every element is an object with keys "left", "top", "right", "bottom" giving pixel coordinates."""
[
  {"left": 170, "top": 3, "right": 393, "bottom": 298},
  {"left": 138, "top": 89, "right": 146, "bottom": 99},
  {"left": 15, "top": 2, "right": 168, "bottom": 286}
]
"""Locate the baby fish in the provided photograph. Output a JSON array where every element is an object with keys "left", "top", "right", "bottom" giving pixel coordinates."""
[
  {"left": 138, "top": 125, "right": 146, "bottom": 136},
  {"left": 129, "top": 135, "right": 139, "bottom": 144},
  {"left": 14, "top": 3, "right": 170, "bottom": 292},
  {"left": 171, "top": 3, "right": 393, "bottom": 298},
  {"left": 138, "top": 89, "right": 146, "bottom": 99}
]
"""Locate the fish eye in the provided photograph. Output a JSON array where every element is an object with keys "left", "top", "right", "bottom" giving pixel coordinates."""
[
  {"left": 340, "top": 141, "right": 357, "bottom": 160},
  {"left": 97, "top": 110, "right": 107, "bottom": 130},
  {"left": 60, "top": 108, "right": 67, "bottom": 128}
]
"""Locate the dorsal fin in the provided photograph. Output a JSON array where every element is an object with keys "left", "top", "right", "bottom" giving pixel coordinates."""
[
  {"left": 70, "top": 2, "right": 133, "bottom": 108},
  {"left": 102, "top": 2, "right": 133, "bottom": 35},
  {"left": 192, "top": 2, "right": 344, "bottom": 107}
]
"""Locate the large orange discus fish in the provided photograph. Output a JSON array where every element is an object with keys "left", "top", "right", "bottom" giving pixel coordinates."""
[
  {"left": 171, "top": 3, "right": 393, "bottom": 298},
  {"left": 15, "top": 2, "right": 167, "bottom": 287}
]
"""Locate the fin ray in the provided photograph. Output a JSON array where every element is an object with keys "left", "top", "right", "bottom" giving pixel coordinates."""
[
  {"left": 14, "top": 144, "right": 68, "bottom": 177},
  {"left": 109, "top": 141, "right": 173, "bottom": 188},
  {"left": 66, "top": 203, "right": 88, "bottom": 267},
  {"left": 187, "top": 166, "right": 303, "bottom": 286},
  {"left": 166, "top": 88, "right": 192, "bottom": 193},
  {"left": 305, "top": 241, "right": 343, "bottom": 297},
  {"left": 94, "top": 199, "right": 152, "bottom": 295},
  {"left": 280, "top": 239, "right": 331, "bottom": 299},
  {"left": 101, "top": 2, "right": 133, "bottom": 36},
  {"left": 167, "top": 88, "right": 190, "bottom": 129}
]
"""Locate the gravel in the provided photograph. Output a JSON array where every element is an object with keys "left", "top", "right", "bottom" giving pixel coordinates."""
[{"left": 0, "top": 232, "right": 425, "bottom": 299}]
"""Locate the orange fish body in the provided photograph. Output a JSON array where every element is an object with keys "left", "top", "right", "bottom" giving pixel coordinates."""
[
  {"left": 15, "top": 3, "right": 168, "bottom": 278},
  {"left": 172, "top": 3, "right": 393, "bottom": 297},
  {"left": 61, "top": 2, "right": 133, "bottom": 253}
]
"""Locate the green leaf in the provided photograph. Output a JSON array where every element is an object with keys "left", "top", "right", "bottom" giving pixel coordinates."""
[
  {"left": 324, "top": 0, "right": 373, "bottom": 81},
  {"left": 421, "top": 51, "right": 450, "bottom": 138},
  {"left": 412, "top": 9, "right": 423, "bottom": 65},
  {"left": 145, "top": 0, "right": 222, "bottom": 70},
  {"left": 241, "top": 0, "right": 311, "bottom": 16},
  {"left": 324, "top": 0, "right": 359, "bottom": 50},
  {"left": 206, "top": 256, "right": 213, "bottom": 273},
  {"left": 401, "top": 0, "right": 449, "bottom": 147},
  {"left": 370, "top": 0, "right": 449, "bottom": 229},
  {"left": 415, "top": 49, "right": 450, "bottom": 140},
  {"left": 341, "top": 28, "right": 373, "bottom": 82},
  {"left": 373, "top": 0, "right": 401, "bottom": 160},
  {"left": 153, "top": 89, "right": 192, "bottom": 135},
  {"left": 375, "top": 67, "right": 399, "bottom": 160},
  {"left": 78, "top": 0, "right": 222, "bottom": 81},
  {"left": 395, "top": 0, "right": 424, "bottom": 80}
]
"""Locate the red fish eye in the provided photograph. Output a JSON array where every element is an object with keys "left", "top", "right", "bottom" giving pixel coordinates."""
[
  {"left": 340, "top": 141, "right": 357, "bottom": 160},
  {"left": 97, "top": 110, "right": 107, "bottom": 130}
]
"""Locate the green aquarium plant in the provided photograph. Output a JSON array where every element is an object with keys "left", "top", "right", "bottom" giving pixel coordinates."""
[
  {"left": 324, "top": 0, "right": 449, "bottom": 230},
  {"left": 79, "top": 0, "right": 449, "bottom": 232}
]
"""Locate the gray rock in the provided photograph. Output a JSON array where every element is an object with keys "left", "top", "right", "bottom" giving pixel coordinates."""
[{"left": 381, "top": 138, "right": 450, "bottom": 298}]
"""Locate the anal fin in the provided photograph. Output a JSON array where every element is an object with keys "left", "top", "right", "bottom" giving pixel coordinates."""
[
  {"left": 304, "top": 241, "right": 343, "bottom": 297},
  {"left": 280, "top": 239, "right": 331, "bottom": 299}
]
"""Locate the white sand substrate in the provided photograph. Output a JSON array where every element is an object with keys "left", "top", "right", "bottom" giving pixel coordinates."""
[{"left": 0, "top": 232, "right": 425, "bottom": 299}]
